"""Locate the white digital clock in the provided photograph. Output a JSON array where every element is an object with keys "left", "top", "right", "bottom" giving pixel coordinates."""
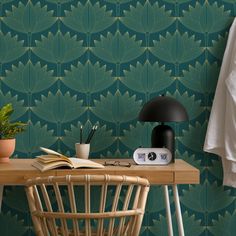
[{"left": 133, "top": 148, "right": 172, "bottom": 165}]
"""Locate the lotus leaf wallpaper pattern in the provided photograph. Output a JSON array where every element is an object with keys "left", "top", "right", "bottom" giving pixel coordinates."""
[{"left": 0, "top": 0, "right": 235, "bottom": 235}]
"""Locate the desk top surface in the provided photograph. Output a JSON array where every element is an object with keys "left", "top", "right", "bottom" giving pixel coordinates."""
[{"left": 0, "top": 159, "right": 199, "bottom": 185}]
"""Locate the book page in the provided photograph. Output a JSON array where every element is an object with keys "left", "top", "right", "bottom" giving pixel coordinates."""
[
  {"left": 40, "top": 147, "right": 68, "bottom": 158},
  {"left": 32, "top": 160, "right": 73, "bottom": 172},
  {"left": 69, "top": 158, "right": 104, "bottom": 169},
  {"left": 36, "top": 155, "right": 72, "bottom": 164}
]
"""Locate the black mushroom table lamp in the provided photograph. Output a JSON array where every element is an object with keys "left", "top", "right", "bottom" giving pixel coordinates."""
[{"left": 138, "top": 95, "right": 188, "bottom": 162}]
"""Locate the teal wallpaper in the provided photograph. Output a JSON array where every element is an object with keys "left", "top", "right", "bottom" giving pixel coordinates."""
[{"left": 0, "top": 0, "right": 235, "bottom": 235}]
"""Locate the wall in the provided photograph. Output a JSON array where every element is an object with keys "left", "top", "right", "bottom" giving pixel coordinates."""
[{"left": 0, "top": 0, "right": 235, "bottom": 235}]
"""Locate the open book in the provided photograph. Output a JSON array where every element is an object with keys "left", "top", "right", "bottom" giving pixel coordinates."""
[{"left": 32, "top": 147, "right": 104, "bottom": 172}]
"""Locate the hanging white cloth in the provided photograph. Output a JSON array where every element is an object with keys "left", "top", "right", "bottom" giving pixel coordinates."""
[{"left": 204, "top": 18, "right": 236, "bottom": 187}]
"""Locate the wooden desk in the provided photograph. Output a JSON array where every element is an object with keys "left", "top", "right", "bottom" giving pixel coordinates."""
[{"left": 0, "top": 159, "right": 199, "bottom": 236}]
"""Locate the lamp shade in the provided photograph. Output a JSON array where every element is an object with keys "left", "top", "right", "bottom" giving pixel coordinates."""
[{"left": 138, "top": 96, "right": 188, "bottom": 122}]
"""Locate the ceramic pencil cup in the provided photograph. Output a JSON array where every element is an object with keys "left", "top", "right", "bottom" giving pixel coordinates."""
[{"left": 75, "top": 143, "right": 90, "bottom": 159}]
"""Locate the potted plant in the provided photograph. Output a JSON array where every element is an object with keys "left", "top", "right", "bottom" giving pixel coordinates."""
[{"left": 0, "top": 103, "right": 26, "bottom": 163}]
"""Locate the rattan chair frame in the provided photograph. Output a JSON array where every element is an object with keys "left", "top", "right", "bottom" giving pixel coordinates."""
[{"left": 25, "top": 174, "right": 150, "bottom": 236}]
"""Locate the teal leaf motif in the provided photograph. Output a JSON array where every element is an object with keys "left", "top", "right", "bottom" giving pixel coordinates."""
[
  {"left": 175, "top": 150, "right": 202, "bottom": 173},
  {"left": 92, "top": 32, "right": 145, "bottom": 63},
  {"left": 32, "top": 91, "right": 86, "bottom": 123},
  {"left": 209, "top": 211, "right": 236, "bottom": 236},
  {"left": 3, "top": 187, "right": 28, "bottom": 213},
  {"left": 0, "top": 32, "right": 26, "bottom": 63},
  {"left": 150, "top": 31, "right": 203, "bottom": 63},
  {"left": 62, "top": 121, "right": 115, "bottom": 153},
  {"left": 91, "top": 91, "right": 142, "bottom": 123},
  {"left": 148, "top": 212, "right": 203, "bottom": 236},
  {"left": 0, "top": 91, "right": 26, "bottom": 120},
  {"left": 63, "top": 60, "right": 114, "bottom": 93},
  {"left": 100, "top": 150, "right": 130, "bottom": 158},
  {"left": 178, "top": 122, "right": 207, "bottom": 153},
  {"left": 16, "top": 121, "right": 56, "bottom": 154},
  {"left": 208, "top": 158, "right": 223, "bottom": 180},
  {"left": 209, "top": 33, "right": 228, "bottom": 60},
  {"left": 181, "top": 181, "right": 235, "bottom": 213},
  {"left": 166, "top": 91, "right": 204, "bottom": 120},
  {"left": 120, "top": 122, "right": 155, "bottom": 150},
  {"left": 2, "top": 61, "right": 56, "bottom": 93},
  {"left": 46, "top": 0, "right": 73, "bottom": 3},
  {"left": 122, "top": 61, "right": 173, "bottom": 93},
  {"left": 180, "top": 2, "right": 232, "bottom": 34},
  {"left": 122, "top": 1, "right": 173, "bottom": 33},
  {"left": 105, "top": 0, "right": 131, "bottom": 3},
  {"left": 3, "top": 1, "right": 56, "bottom": 33},
  {"left": 33, "top": 31, "right": 86, "bottom": 63},
  {"left": 179, "top": 61, "right": 220, "bottom": 93},
  {"left": 146, "top": 186, "right": 173, "bottom": 212},
  {"left": 164, "top": 0, "right": 191, "bottom": 3},
  {"left": 0, "top": 212, "right": 27, "bottom": 236},
  {"left": 63, "top": 1, "right": 115, "bottom": 34}
]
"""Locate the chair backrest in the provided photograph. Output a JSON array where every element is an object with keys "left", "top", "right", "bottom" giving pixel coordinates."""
[{"left": 25, "top": 175, "right": 150, "bottom": 236}]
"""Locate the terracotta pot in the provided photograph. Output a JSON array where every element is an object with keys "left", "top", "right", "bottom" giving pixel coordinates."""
[{"left": 0, "top": 139, "right": 16, "bottom": 163}]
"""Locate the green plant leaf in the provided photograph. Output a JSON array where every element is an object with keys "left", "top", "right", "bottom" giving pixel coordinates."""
[
  {"left": 91, "top": 91, "right": 142, "bottom": 123},
  {"left": 209, "top": 211, "right": 236, "bottom": 236},
  {"left": 16, "top": 121, "right": 56, "bottom": 154},
  {"left": 181, "top": 181, "right": 235, "bottom": 213},
  {"left": 62, "top": 121, "right": 116, "bottom": 153},
  {"left": 32, "top": 91, "right": 86, "bottom": 123},
  {"left": 209, "top": 33, "right": 228, "bottom": 60},
  {"left": 63, "top": 60, "right": 114, "bottom": 93},
  {"left": 122, "top": 61, "right": 173, "bottom": 93},
  {"left": 179, "top": 61, "right": 220, "bottom": 93},
  {"left": 121, "top": 1, "right": 173, "bottom": 33},
  {"left": 63, "top": 1, "right": 115, "bottom": 33},
  {"left": 33, "top": 31, "right": 86, "bottom": 63},
  {"left": 120, "top": 122, "right": 155, "bottom": 150},
  {"left": 147, "top": 212, "right": 203, "bottom": 236},
  {"left": 0, "top": 92, "right": 26, "bottom": 120},
  {"left": 3, "top": 1, "right": 56, "bottom": 33},
  {"left": 166, "top": 91, "right": 204, "bottom": 120},
  {"left": 180, "top": 2, "right": 232, "bottom": 34},
  {"left": 2, "top": 61, "right": 56, "bottom": 93},
  {"left": 92, "top": 31, "right": 145, "bottom": 63},
  {"left": 177, "top": 121, "right": 207, "bottom": 153},
  {"left": 0, "top": 32, "right": 26, "bottom": 63},
  {"left": 3, "top": 187, "right": 29, "bottom": 213},
  {"left": 0, "top": 212, "right": 27, "bottom": 236},
  {"left": 150, "top": 31, "right": 203, "bottom": 63}
]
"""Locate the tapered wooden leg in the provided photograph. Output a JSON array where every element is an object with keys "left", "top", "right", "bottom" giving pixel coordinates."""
[
  {"left": 0, "top": 185, "right": 3, "bottom": 212},
  {"left": 163, "top": 185, "right": 173, "bottom": 236},
  {"left": 173, "top": 185, "right": 185, "bottom": 236}
]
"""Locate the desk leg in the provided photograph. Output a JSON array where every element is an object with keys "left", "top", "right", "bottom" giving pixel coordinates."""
[
  {"left": 173, "top": 185, "right": 184, "bottom": 236},
  {"left": 163, "top": 185, "right": 173, "bottom": 236},
  {"left": 0, "top": 185, "right": 3, "bottom": 212}
]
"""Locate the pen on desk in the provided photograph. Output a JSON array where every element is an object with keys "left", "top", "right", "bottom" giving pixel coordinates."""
[
  {"left": 87, "top": 125, "right": 98, "bottom": 143},
  {"left": 85, "top": 125, "right": 95, "bottom": 144},
  {"left": 80, "top": 125, "right": 83, "bottom": 143}
]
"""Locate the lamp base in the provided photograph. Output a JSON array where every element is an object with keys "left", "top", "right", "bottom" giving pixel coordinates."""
[{"left": 151, "top": 124, "right": 175, "bottom": 162}]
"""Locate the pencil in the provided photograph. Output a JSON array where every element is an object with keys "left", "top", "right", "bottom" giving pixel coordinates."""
[
  {"left": 85, "top": 125, "right": 95, "bottom": 144},
  {"left": 80, "top": 125, "right": 83, "bottom": 143},
  {"left": 87, "top": 125, "right": 98, "bottom": 143}
]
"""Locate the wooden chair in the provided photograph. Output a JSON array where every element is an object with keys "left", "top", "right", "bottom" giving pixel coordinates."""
[{"left": 25, "top": 175, "right": 150, "bottom": 236}]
